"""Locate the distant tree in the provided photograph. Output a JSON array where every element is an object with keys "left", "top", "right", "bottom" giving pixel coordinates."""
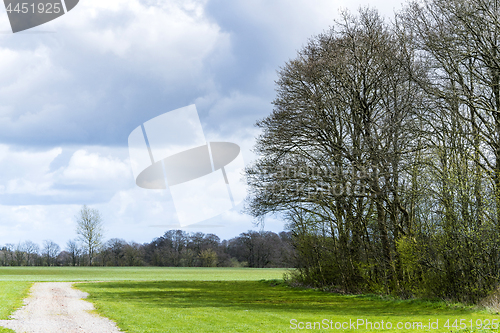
[
  {"left": 138, "top": 229, "right": 293, "bottom": 268},
  {"left": 66, "top": 239, "right": 81, "bottom": 266},
  {"left": 199, "top": 249, "right": 218, "bottom": 267},
  {"left": 101, "top": 238, "right": 127, "bottom": 266},
  {"left": 57, "top": 251, "right": 72, "bottom": 266},
  {"left": 14, "top": 243, "right": 24, "bottom": 266},
  {"left": 4, "top": 244, "right": 14, "bottom": 266},
  {"left": 179, "top": 248, "right": 197, "bottom": 267},
  {"left": 23, "top": 241, "right": 39, "bottom": 266},
  {"left": 42, "top": 240, "right": 60, "bottom": 266},
  {"left": 123, "top": 242, "right": 144, "bottom": 266},
  {"left": 161, "top": 230, "right": 188, "bottom": 266},
  {"left": 228, "top": 231, "right": 285, "bottom": 268},
  {"left": 75, "top": 205, "right": 104, "bottom": 266}
]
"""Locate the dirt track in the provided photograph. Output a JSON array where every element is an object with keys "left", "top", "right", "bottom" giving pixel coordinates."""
[{"left": 0, "top": 282, "right": 121, "bottom": 333}]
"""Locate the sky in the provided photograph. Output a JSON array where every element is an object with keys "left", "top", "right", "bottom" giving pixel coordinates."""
[{"left": 0, "top": 0, "right": 405, "bottom": 249}]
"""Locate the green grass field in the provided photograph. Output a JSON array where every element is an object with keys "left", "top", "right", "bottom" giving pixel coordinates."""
[
  {"left": 0, "top": 267, "right": 498, "bottom": 332},
  {"left": 0, "top": 267, "right": 286, "bottom": 282},
  {"left": 0, "top": 281, "right": 32, "bottom": 333},
  {"left": 76, "top": 280, "right": 499, "bottom": 333}
]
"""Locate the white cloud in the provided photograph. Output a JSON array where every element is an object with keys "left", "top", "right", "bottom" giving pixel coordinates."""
[
  {"left": 58, "top": 0, "right": 229, "bottom": 83},
  {"left": 0, "top": 204, "right": 78, "bottom": 246},
  {"left": 0, "top": 145, "right": 60, "bottom": 194},
  {"left": 59, "top": 149, "right": 132, "bottom": 186},
  {"left": 0, "top": 145, "right": 132, "bottom": 199}
]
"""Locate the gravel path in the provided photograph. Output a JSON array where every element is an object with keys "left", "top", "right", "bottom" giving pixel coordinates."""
[{"left": 0, "top": 282, "right": 122, "bottom": 333}]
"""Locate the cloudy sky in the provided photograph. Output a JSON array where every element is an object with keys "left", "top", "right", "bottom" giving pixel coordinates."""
[{"left": 0, "top": 0, "right": 404, "bottom": 248}]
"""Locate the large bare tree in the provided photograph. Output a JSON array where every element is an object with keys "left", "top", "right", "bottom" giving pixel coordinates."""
[
  {"left": 246, "top": 3, "right": 500, "bottom": 301},
  {"left": 76, "top": 205, "right": 104, "bottom": 266},
  {"left": 246, "top": 7, "right": 422, "bottom": 293}
]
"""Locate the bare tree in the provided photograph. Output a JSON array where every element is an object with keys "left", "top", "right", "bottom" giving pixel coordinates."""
[
  {"left": 4, "top": 244, "right": 14, "bottom": 266},
  {"left": 76, "top": 205, "right": 104, "bottom": 266},
  {"left": 394, "top": 0, "right": 500, "bottom": 302},
  {"left": 14, "top": 243, "right": 24, "bottom": 266},
  {"left": 228, "top": 231, "right": 283, "bottom": 268},
  {"left": 242, "top": 1, "right": 500, "bottom": 302},
  {"left": 23, "top": 241, "right": 39, "bottom": 266},
  {"left": 101, "top": 238, "right": 127, "bottom": 266},
  {"left": 245, "top": 7, "right": 421, "bottom": 291},
  {"left": 42, "top": 240, "right": 60, "bottom": 266},
  {"left": 66, "top": 239, "right": 81, "bottom": 266}
]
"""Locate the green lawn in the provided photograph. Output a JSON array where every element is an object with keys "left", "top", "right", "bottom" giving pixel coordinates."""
[
  {"left": 0, "top": 267, "right": 287, "bottom": 282},
  {"left": 0, "top": 281, "right": 32, "bottom": 333},
  {"left": 76, "top": 280, "right": 500, "bottom": 333}
]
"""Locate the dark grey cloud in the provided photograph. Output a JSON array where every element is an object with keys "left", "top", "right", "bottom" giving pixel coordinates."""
[
  {"left": 0, "top": 0, "right": 226, "bottom": 147},
  {"left": 0, "top": 0, "right": 403, "bottom": 150}
]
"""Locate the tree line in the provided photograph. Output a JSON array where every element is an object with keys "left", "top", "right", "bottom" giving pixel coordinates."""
[
  {"left": 245, "top": 0, "right": 500, "bottom": 303},
  {"left": 0, "top": 229, "right": 294, "bottom": 268}
]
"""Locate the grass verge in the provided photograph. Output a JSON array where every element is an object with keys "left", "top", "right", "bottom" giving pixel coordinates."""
[
  {"left": 0, "top": 282, "right": 32, "bottom": 333},
  {"left": 76, "top": 280, "right": 499, "bottom": 333}
]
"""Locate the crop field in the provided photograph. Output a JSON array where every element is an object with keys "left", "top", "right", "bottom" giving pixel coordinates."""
[{"left": 0, "top": 267, "right": 498, "bottom": 332}]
